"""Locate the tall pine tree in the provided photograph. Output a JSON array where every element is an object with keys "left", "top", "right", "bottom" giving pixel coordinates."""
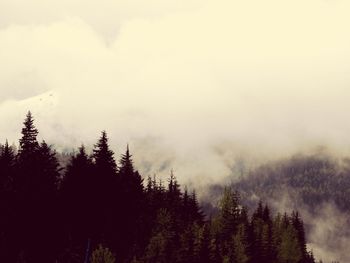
[
  {"left": 15, "top": 112, "right": 61, "bottom": 262},
  {"left": 118, "top": 145, "right": 145, "bottom": 260},
  {"left": 60, "top": 145, "right": 94, "bottom": 258},
  {"left": 0, "top": 141, "right": 16, "bottom": 261}
]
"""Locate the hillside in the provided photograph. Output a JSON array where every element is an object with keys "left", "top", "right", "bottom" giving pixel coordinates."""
[{"left": 204, "top": 153, "right": 350, "bottom": 263}]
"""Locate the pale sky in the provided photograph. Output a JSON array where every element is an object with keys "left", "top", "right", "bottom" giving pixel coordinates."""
[{"left": 1, "top": 0, "right": 350, "bottom": 185}]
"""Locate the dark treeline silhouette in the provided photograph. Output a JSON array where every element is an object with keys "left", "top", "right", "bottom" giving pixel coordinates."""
[
  {"left": 230, "top": 154, "right": 350, "bottom": 213},
  {"left": 0, "top": 112, "right": 320, "bottom": 262}
]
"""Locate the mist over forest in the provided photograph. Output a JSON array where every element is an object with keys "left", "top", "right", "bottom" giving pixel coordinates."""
[
  {"left": 2, "top": 0, "right": 350, "bottom": 262},
  {"left": 0, "top": 112, "right": 345, "bottom": 263},
  {"left": 203, "top": 152, "right": 350, "bottom": 263}
]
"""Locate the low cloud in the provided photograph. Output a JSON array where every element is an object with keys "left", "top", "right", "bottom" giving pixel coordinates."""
[
  {"left": 1, "top": 1, "right": 350, "bottom": 260},
  {"left": 1, "top": 0, "right": 350, "bottom": 184}
]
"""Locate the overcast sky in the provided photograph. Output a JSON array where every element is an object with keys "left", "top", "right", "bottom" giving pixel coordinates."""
[{"left": 1, "top": 0, "right": 350, "bottom": 184}]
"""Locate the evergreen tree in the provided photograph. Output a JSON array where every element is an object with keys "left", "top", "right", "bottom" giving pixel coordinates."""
[
  {"left": 218, "top": 187, "right": 241, "bottom": 242},
  {"left": 37, "top": 141, "right": 61, "bottom": 195},
  {"left": 90, "top": 244, "right": 116, "bottom": 263},
  {"left": 177, "top": 223, "right": 195, "bottom": 263},
  {"left": 0, "top": 141, "right": 16, "bottom": 261},
  {"left": 291, "top": 211, "right": 307, "bottom": 261},
  {"left": 192, "top": 223, "right": 211, "bottom": 263},
  {"left": 91, "top": 131, "right": 118, "bottom": 248},
  {"left": 211, "top": 188, "right": 247, "bottom": 262},
  {"left": 277, "top": 224, "right": 302, "bottom": 263},
  {"left": 188, "top": 190, "right": 204, "bottom": 225},
  {"left": 0, "top": 112, "right": 330, "bottom": 263},
  {"left": 93, "top": 131, "right": 117, "bottom": 176},
  {"left": 13, "top": 112, "right": 41, "bottom": 262},
  {"left": 232, "top": 224, "right": 249, "bottom": 263},
  {"left": 182, "top": 188, "right": 203, "bottom": 226},
  {"left": 0, "top": 141, "right": 15, "bottom": 192},
  {"left": 15, "top": 111, "right": 40, "bottom": 195},
  {"left": 15, "top": 113, "right": 62, "bottom": 262},
  {"left": 250, "top": 202, "right": 273, "bottom": 263},
  {"left": 166, "top": 170, "right": 182, "bottom": 214},
  {"left": 18, "top": 111, "right": 39, "bottom": 157},
  {"left": 118, "top": 145, "right": 145, "bottom": 260},
  {"left": 61, "top": 145, "right": 94, "bottom": 251},
  {"left": 143, "top": 209, "right": 176, "bottom": 263},
  {"left": 118, "top": 145, "right": 144, "bottom": 199}
]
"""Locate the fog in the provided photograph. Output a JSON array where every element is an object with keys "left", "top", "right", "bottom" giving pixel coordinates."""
[
  {"left": 1, "top": 1, "right": 350, "bottom": 261},
  {"left": 1, "top": 0, "right": 350, "bottom": 183}
]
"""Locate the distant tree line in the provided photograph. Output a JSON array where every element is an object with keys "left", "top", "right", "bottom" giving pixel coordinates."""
[
  {"left": 0, "top": 112, "right": 320, "bottom": 262},
  {"left": 224, "top": 153, "right": 350, "bottom": 214}
]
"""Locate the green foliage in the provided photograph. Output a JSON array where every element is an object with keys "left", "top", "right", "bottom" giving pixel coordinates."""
[
  {"left": 232, "top": 224, "right": 249, "bottom": 263},
  {"left": 90, "top": 244, "right": 116, "bottom": 263},
  {"left": 0, "top": 113, "right": 328, "bottom": 263},
  {"left": 232, "top": 153, "right": 350, "bottom": 213},
  {"left": 143, "top": 209, "right": 175, "bottom": 263},
  {"left": 277, "top": 225, "right": 302, "bottom": 263},
  {"left": 217, "top": 188, "right": 242, "bottom": 241}
]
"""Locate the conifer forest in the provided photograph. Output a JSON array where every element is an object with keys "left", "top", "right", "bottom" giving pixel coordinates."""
[
  {"left": 2, "top": 0, "right": 350, "bottom": 262},
  {"left": 0, "top": 112, "right": 333, "bottom": 263}
]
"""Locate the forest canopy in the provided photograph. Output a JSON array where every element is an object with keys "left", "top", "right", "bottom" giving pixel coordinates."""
[{"left": 0, "top": 112, "right": 331, "bottom": 263}]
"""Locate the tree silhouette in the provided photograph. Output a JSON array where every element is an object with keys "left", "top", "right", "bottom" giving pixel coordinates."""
[
  {"left": 61, "top": 145, "right": 94, "bottom": 256},
  {"left": 117, "top": 145, "right": 145, "bottom": 260},
  {"left": 18, "top": 111, "right": 39, "bottom": 157},
  {"left": 14, "top": 112, "right": 62, "bottom": 262},
  {"left": 0, "top": 113, "right": 322, "bottom": 263},
  {"left": 91, "top": 131, "right": 118, "bottom": 246},
  {"left": 0, "top": 141, "right": 16, "bottom": 261},
  {"left": 0, "top": 140, "right": 15, "bottom": 192}
]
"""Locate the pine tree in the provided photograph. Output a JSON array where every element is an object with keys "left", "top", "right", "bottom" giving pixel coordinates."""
[
  {"left": 18, "top": 111, "right": 39, "bottom": 158},
  {"left": 119, "top": 144, "right": 133, "bottom": 176},
  {"left": 211, "top": 187, "right": 244, "bottom": 262},
  {"left": 0, "top": 112, "right": 328, "bottom": 262},
  {"left": 182, "top": 187, "right": 190, "bottom": 224},
  {"left": 177, "top": 223, "right": 195, "bottom": 263},
  {"left": 232, "top": 224, "right": 249, "bottom": 263},
  {"left": 91, "top": 131, "right": 118, "bottom": 248},
  {"left": 93, "top": 131, "right": 117, "bottom": 176},
  {"left": 118, "top": 145, "right": 145, "bottom": 260},
  {"left": 15, "top": 112, "right": 40, "bottom": 195},
  {"left": 61, "top": 145, "right": 94, "bottom": 249},
  {"left": 188, "top": 190, "right": 204, "bottom": 225},
  {"left": 37, "top": 141, "right": 61, "bottom": 195},
  {"left": 63, "top": 145, "right": 93, "bottom": 188},
  {"left": 252, "top": 201, "right": 264, "bottom": 221},
  {"left": 182, "top": 187, "right": 204, "bottom": 226},
  {"left": 218, "top": 187, "right": 241, "bottom": 242},
  {"left": 15, "top": 113, "right": 62, "bottom": 262},
  {"left": 166, "top": 170, "right": 182, "bottom": 213},
  {"left": 0, "top": 140, "right": 15, "bottom": 192},
  {"left": 193, "top": 223, "right": 211, "bottom": 263},
  {"left": 291, "top": 211, "right": 307, "bottom": 260},
  {"left": 90, "top": 244, "right": 116, "bottom": 263},
  {"left": 118, "top": 144, "right": 144, "bottom": 198},
  {"left": 0, "top": 141, "right": 16, "bottom": 261},
  {"left": 143, "top": 209, "right": 176, "bottom": 263},
  {"left": 277, "top": 224, "right": 302, "bottom": 263},
  {"left": 250, "top": 202, "right": 273, "bottom": 263}
]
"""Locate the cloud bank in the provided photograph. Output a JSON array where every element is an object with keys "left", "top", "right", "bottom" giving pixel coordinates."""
[{"left": 1, "top": 1, "right": 350, "bottom": 261}]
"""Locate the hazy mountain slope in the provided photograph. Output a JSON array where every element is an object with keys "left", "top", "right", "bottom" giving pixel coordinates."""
[{"left": 203, "top": 153, "right": 350, "bottom": 263}]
